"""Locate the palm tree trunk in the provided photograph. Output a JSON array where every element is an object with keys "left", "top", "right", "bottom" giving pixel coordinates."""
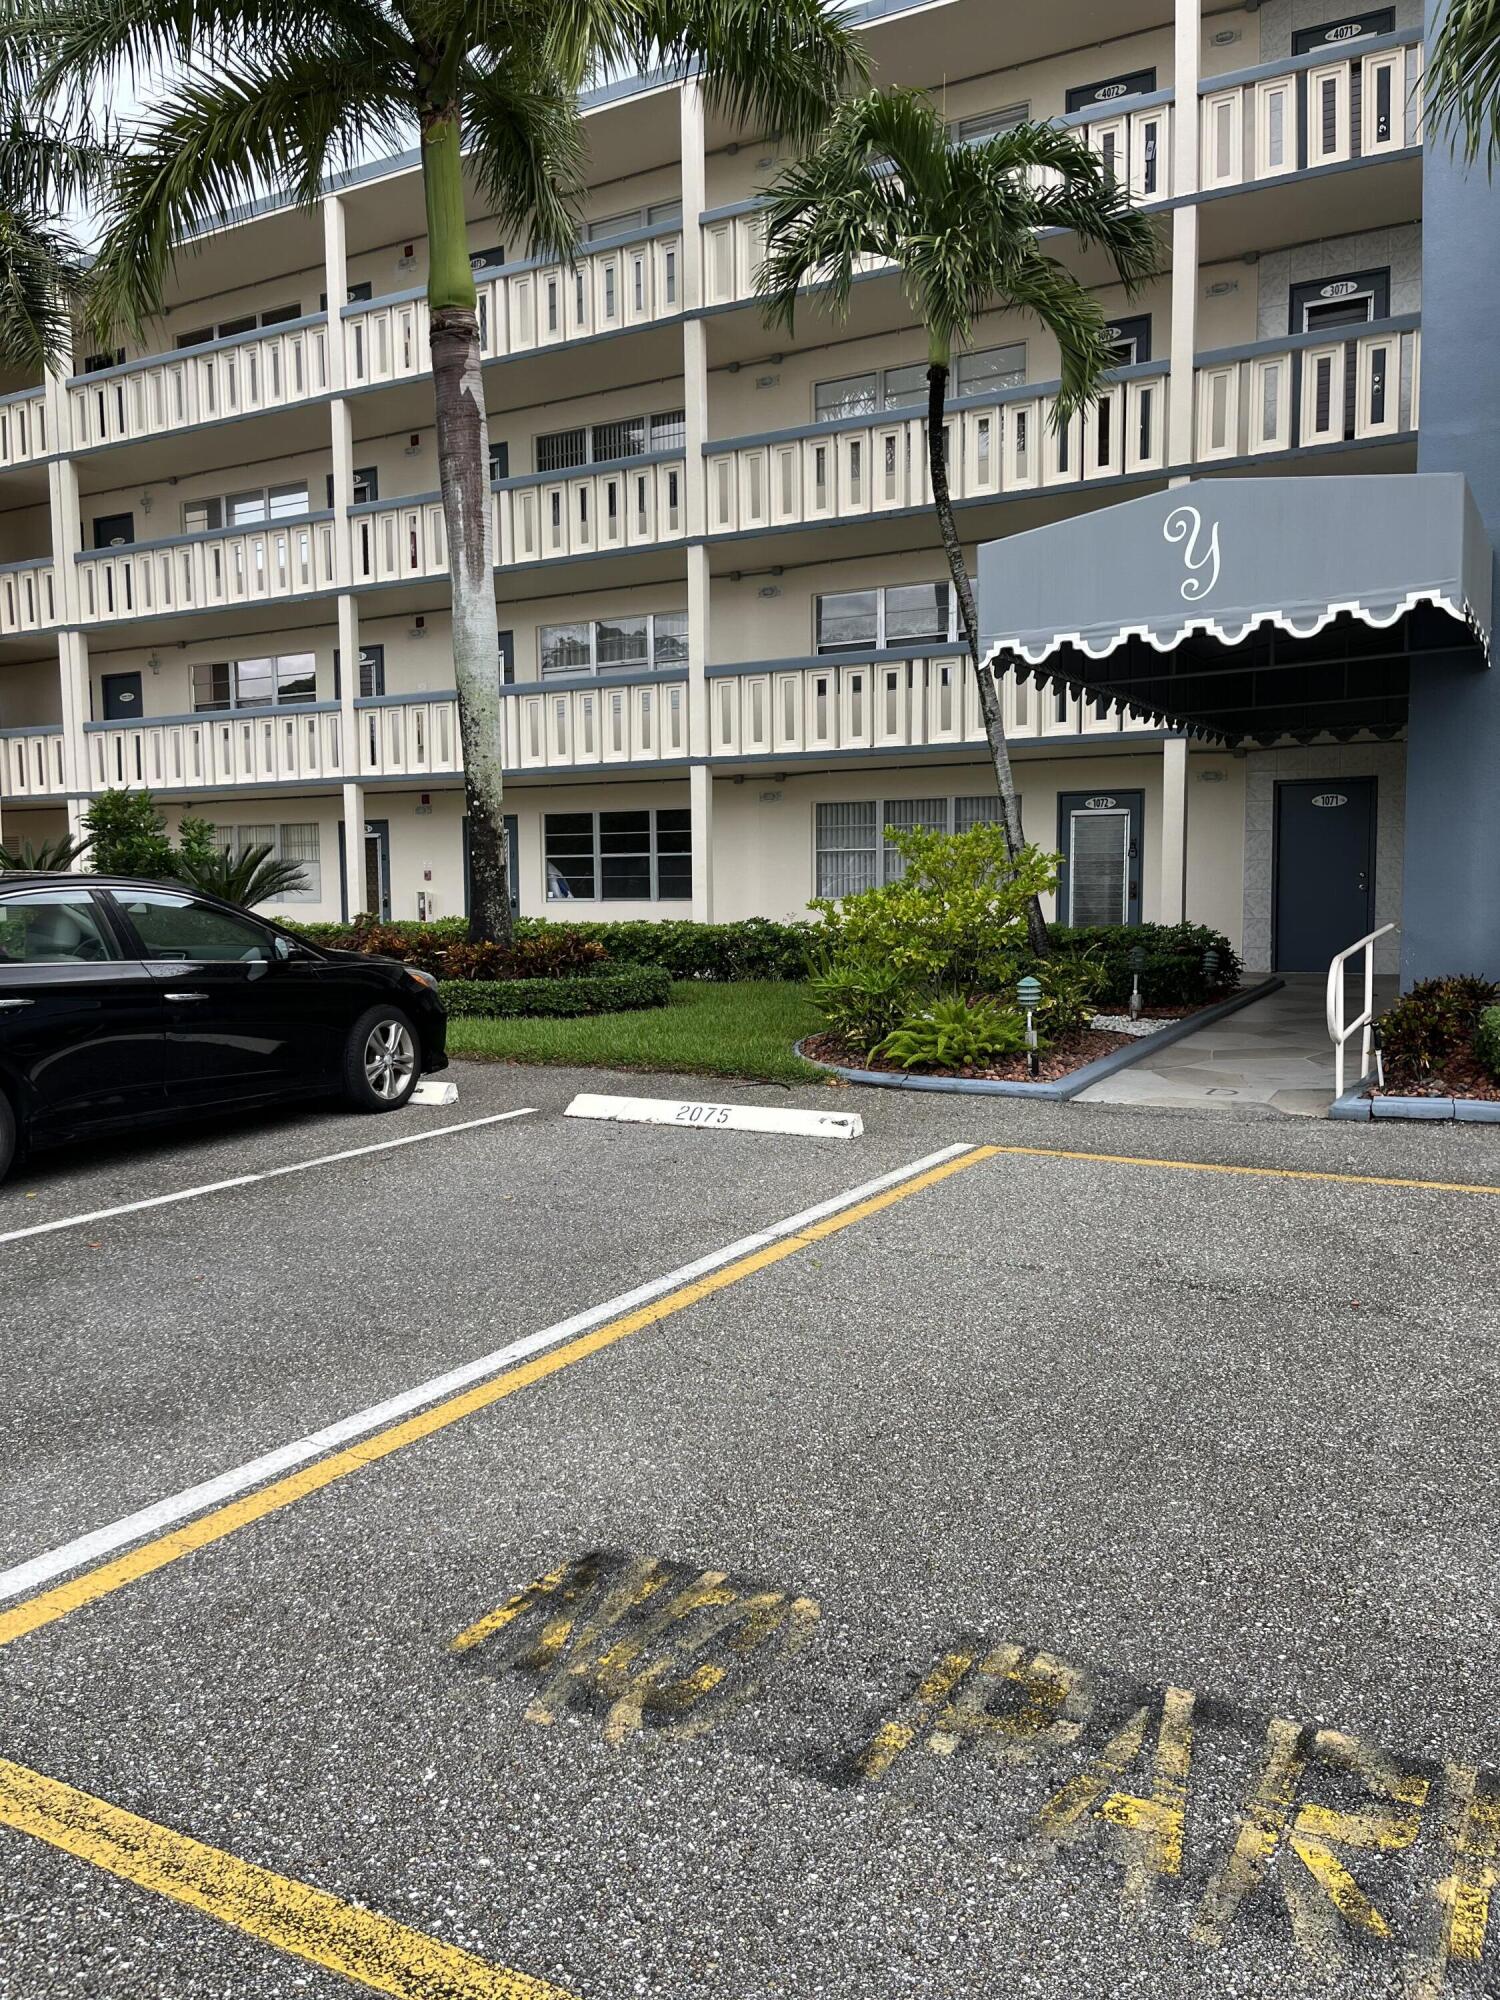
[
  {"left": 926, "top": 362, "right": 1048, "bottom": 959},
  {"left": 423, "top": 109, "right": 512, "bottom": 944}
]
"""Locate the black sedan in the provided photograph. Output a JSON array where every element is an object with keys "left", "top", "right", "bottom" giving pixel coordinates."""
[{"left": 0, "top": 871, "right": 447, "bottom": 1180}]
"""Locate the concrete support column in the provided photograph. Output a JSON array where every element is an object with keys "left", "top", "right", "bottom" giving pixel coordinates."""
[
  {"left": 342, "top": 779, "right": 366, "bottom": 921},
  {"left": 44, "top": 363, "right": 91, "bottom": 840},
  {"left": 1159, "top": 734, "right": 1189, "bottom": 923},
  {"left": 56, "top": 632, "right": 91, "bottom": 842},
  {"left": 1167, "top": 0, "right": 1201, "bottom": 478},
  {"left": 689, "top": 763, "right": 714, "bottom": 923}
]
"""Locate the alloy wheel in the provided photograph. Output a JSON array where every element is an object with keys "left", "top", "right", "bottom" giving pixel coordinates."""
[{"left": 363, "top": 1018, "right": 416, "bottom": 1101}]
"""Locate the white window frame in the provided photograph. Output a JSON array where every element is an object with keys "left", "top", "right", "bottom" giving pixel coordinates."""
[
  {"left": 955, "top": 103, "right": 1029, "bottom": 144},
  {"left": 813, "top": 582, "right": 963, "bottom": 653},
  {"left": 814, "top": 343, "right": 1025, "bottom": 421},
  {"left": 213, "top": 821, "right": 322, "bottom": 904},
  {"left": 583, "top": 200, "right": 683, "bottom": 242},
  {"left": 191, "top": 652, "right": 318, "bottom": 714},
  {"left": 538, "top": 610, "right": 688, "bottom": 678},
  {"left": 814, "top": 793, "right": 1007, "bottom": 896},
  {"left": 543, "top": 807, "right": 693, "bottom": 902},
  {"left": 183, "top": 480, "right": 311, "bottom": 536}
]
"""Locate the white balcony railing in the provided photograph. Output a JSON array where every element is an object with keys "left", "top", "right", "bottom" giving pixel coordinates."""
[
  {"left": 1194, "top": 322, "right": 1419, "bottom": 461},
  {"left": 503, "top": 676, "right": 689, "bottom": 773},
  {"left": 86, "top": 704, "right": 346, "bottom": 793},
  {"left": 350, "top": 459, "right": 686, "bottom": 583},
  {"left": 76, "top": 515, "right": 337, "bottom": 626},
  {"left": 702, "top": 103, "right": 1170, "bottom": 310},
  {"left": 1201, "top": 37, "right": 1421, "bottom": 190},
  {"left": 706, "top": 656, "right": 1143, "bottom": 760},
  {"left": 68, "top": 318, "right": 332, "bottom": 452},
  {"left": 0, "top": 388, "right": 49, "bottom": 470},
  {"left": 344, "top": 229, "right": 683, "bottom": 391},
  {"left": 0, "top": 726, "right": 66, "bottom": 799},
  {"left": 0, "top": 558, "right": 58, "bottom": 636},
  {"left": 706, "top": 372, "right": 1168, "bottom": 534}
]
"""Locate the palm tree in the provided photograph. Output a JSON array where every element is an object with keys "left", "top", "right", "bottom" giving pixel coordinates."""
[
  {"left": 1428, "top": 0, "right": 1500, "bottom": 160},
  {"left": 0, "top": 830, "right": 91, "bottom": 870},
  {"left": 176, "top": 839, "right": 310, "bottom": 908},
  {"left": 0, "top": 6, "right": 109, "bottom": 374},
  {"left": 35, "top": 0, "right": 863, "bottom": 943},
  {"left": 759, "top": 88, "right": 1157, "bottom": 956}
]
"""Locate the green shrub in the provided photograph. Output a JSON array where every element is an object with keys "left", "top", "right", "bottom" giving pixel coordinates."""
[
  {"left": 1378, "top": 975, "right": 1499, "bottom": 1079},
  {"left": 807, "top": 950, "right": 917, "bottom": 1054},
  {"left": 1475, "top": 1006, "right": 1500, "bottom": 1082},
  {"left": 1030, "top": 955, "right": 1107, "bottom": 1034},
  {"left": 1048, "top": 923, "right": 1241, "bottom": 1008},
  {"left": 812, "top": 823, "right": 1057, "bottom": 992},
  {"left": 83, "top": 789, "right": 177, "bottom": 878},
  {"left": 437, "top": 967, "right": 671, "bottom": 1018},
  {"left": 874, "top": 995, "right": 1029, "bottom": 1072}
]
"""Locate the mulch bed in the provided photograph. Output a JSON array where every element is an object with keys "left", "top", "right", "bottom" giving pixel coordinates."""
[
  {"left": 803, "top": 1026, "right": 1134, "bottom": 1083},
  {"left": 1373, "top": 1045, "right": 1500, "bottom": 1101}
]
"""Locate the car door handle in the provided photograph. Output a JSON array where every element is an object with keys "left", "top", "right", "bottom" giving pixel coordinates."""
[
  {"left": 0, "top": 998, "right": 33, "bottom": 1011},
  {"left": 163, "top": 991, "right": 209, "bottom": 1003}
]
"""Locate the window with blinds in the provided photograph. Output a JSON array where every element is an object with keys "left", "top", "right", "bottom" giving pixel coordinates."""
[
  {"left": 211, "top": 821, "right": 322, "bottom": 903},
  {"left": 815, "top": 794, "right": 1007, "bottom": 896}
]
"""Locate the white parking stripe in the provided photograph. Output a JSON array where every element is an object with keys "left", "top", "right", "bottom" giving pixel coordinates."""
[
  {"left": 0, "top": 1109, "right": 538, "bottom": 1249},
  {"left": 0, "top": 1141, "right": 974, "bottom": 1605}
]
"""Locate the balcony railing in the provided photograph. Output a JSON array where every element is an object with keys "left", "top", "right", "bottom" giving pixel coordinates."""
[
  {"left": 0, "top": 724, "right": 65, "bottom": 799},
  {"left": 701, "top": 99, "right": 1171, "bottom": 310},
  {"left": 344, "top": 226, "right": 683, "bottom": 390},
  {"left": 0, "top": 387, "right": 49, "bottom": 470},
  {"left": 1200, "top": 33, "right": 1422, "bottom": 191},
  {"left": 705, "top": 368, "right": 1168, "bottom": 534},
  {"left": 1194, "top": 319, "right": 1419, "bottom": 460},
  {"left": 502, "top": 673, "right": 689, "bottom": 772},
  {"left": 706, "top": 653, "right": 1144, "bottom": 759},
  {"left": 76, "top": 514, "right": 337, "bottom": 626},
  {"left": 85, "top": 703, "right": 346, "bottom": 792},
  {"left": 0, "top": 556, "right": 58, "bottom": 636},
  {"left": 67, "top": 317, "right": 332, "bottom": 452},
  {"left": 351, "top": 457, "right": 686, "bottom": 583}
]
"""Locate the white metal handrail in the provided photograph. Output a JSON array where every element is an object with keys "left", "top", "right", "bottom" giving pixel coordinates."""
[{"left": 1327, "top": 923, "right": 1396, "bottom": 1098}]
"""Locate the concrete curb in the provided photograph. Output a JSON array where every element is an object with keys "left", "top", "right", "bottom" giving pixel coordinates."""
[
  {"left": 794, "top": 978, "right": 1285, "bottom": 1101},
  {"left": 1328, "top": 1079, "right": 1500, "bottom": 1123}
]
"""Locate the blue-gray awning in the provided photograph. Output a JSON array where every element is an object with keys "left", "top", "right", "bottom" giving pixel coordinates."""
[{"left": 978, "top": 474, "right": 1492, "bottom": 741}]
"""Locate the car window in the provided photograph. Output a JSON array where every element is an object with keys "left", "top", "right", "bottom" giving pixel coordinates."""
[
  {"left": 114, "top": 891, "right": 272, "bottom": 963},
  {"left": 0, "top": 890, "right": 119, "bottom": 964}
]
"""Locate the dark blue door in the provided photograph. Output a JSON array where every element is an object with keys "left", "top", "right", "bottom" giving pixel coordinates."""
[{"left": 1273, "top": 778, "right": 1375, "bottom": 972}]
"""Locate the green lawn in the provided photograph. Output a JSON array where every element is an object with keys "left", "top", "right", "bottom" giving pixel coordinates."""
[{"left": 446, "top": 981, "right": 828, "bottom": 1083}]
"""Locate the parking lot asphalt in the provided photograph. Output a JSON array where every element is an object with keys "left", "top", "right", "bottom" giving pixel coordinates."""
[{"left": 3, "top": 1060, "right": 1500, "bottom": 1999}]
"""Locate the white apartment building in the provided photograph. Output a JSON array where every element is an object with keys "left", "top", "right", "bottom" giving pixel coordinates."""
[{"left": 4, "top": 0, "right": 1495, "bottom": 984}]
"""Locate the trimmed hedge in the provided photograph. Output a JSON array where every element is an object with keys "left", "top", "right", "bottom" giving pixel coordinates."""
[
  {"left": 284, "top": 914, "right": 813, "bottom": 981},
  {"left": 1475, "top": 1006, "right": 1500, "bottom": 1082},
  {"left": 437, "top": 966, "right": 672, "bottom": 1018}
]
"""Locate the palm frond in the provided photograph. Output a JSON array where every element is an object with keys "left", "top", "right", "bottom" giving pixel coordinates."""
[
  {"left": 87, "top": 46, "right": 409, "bottom": 334},
  {"left": 1428, "top": 0, "right": 1500, "bottom": 163},
  {"left": 177, "top": 840, "right": 308, "bottom": 907},
  {"left": 462, "top": 51, "right": 586, "bottom": 260},
  {"left": 621, "top": 0, "right": 865, "bottom": 146}
]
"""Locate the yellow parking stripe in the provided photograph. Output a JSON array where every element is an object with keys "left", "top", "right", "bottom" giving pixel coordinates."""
[
  {"left": 0, "top": 1754, "right": 576, "bottom": 1998},
  {"left": 983, "top": 1143, "right": 1500, "bottom": 1198},
  {"left": 0, "top": 1145, "right": 999, "bottom": 1652}
]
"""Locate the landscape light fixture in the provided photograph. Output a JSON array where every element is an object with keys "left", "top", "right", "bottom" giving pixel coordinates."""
[{"left": 1017, "top": 973, "right": 1042, "bottom": 1079}]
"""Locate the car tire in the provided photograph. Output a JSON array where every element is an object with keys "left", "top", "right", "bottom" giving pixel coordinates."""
[
  {"left": 342, "top": 1005, "right": 421, "bottom": 1113},
  {"left": 0, "top": 1091, "right": 14, "bottom": 1183}
]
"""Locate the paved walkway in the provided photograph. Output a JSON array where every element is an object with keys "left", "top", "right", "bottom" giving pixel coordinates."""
[{"left": 1075, "top": 973, "right": 1394, "bottom": 1117}]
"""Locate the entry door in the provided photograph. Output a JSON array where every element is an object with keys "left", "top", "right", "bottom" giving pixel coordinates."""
[
  {"left": 1290, "top": 270, "right": 1388, "bottom": 438},
  {"left": 92, "top": 512, "right": 134, "bottom": 549},
  {"left": 1056, "top": 791, "right": 1144, "bottom": 928},
  {"left": 1291, "top": 11, "right": 1396, "bottom": 55},
  {"left": 1273, "top": 778, "right": 1375, "bottom": 973},
  {"left": 100, "top": 671, "right": 143, "bottom": 721},
  {"left": 363, "top": 820, "right": 392, "bottom": 921},
  {"left": 1106, "top": 314, "right": 1152, "bottom": 366},
  {"left": 1065, "top": 68, "right": 1156, "bottom": 112}
]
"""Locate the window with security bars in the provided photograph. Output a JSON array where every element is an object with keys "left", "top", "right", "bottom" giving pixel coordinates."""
[
  {"left": 543, "top": 809, "right": 692, "bottom": 901},
  {"left": 815, "top": 794, "right": 1007, "bottom": 896},
  {"left": 535, "top": 409, "right": 685, "bottom": 472},
  {"left": 211, "top": 821, "right": 321, "bottom": 902}
]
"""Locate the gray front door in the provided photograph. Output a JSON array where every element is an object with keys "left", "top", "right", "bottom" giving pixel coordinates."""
[
  {"left": 100, "top": 671, "right": 143, "bottom": 721},
  {"left": 1056, "top": 790, "right": 1144, "bottom": 928},
  {"left": 1273, "top": 778, "right": 1375, "bottom": 972}
]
